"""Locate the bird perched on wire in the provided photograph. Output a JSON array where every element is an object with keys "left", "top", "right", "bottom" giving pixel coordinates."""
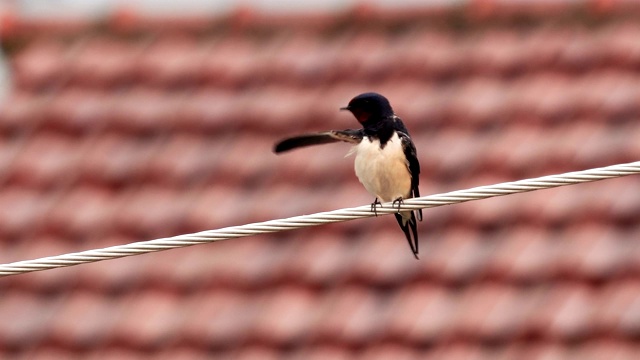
[{"left": 273, "top": 92, "right": 422, "bottom": 259}]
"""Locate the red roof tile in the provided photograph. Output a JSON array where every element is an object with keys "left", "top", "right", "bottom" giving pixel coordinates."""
[
  {"left": 350, "top": 228, "right": 420, "bottom": 284},
  {"left": 485, "top": 226, "right": 556, "bottom": 282},
  {"left": 0, "top": 187, "right": 53, "bottom": 238},
  {"left": 48, "top": 289, "right": 118, "bottom": 348},
  {"left": 229, "top": 345, "right": 281, "bottom": 360},
  {"left": 68, "top": 36, "right": 141, "bottom": 88},
  {"left": 0, "top": 90, "right": 47, "bottom": 130},
  {"left": 286, "top": 230, "right": 355, "bottom": 285},
  {"left": 535, "top": 284, "right": 598, "bottom": 341},
  {"left": 145, "top": 133, "right": 220, "bottom": 187},
  {"left": 2, "top": 3, "right": 640, "bottom": 359},
  {"left": 45, "top": 185, "right": 117, "bottom": 236},
  {"left": 359, "top": 343, "right": 420, "bottom": 360},
  {"left": 9, "top": 132, "right": 84, "bottom": 188},
  {"left": 386, "top": 284, "right": 456, "bottom": 343},
  {"left": 45, "top": 89, "right": 114, "bottom": 133},
  {"left": 12, "top": 38, "right": 69, "bottom": 91},
  {"left": 136, "top": 35, "right": 205, "bottom": 88},
  {"left": 112, "top": 185, "right": 190, "bottom": 237},
  {"left": 314, "top": 285, "right": 388, "bottom": 344},
  {"left": 0, "top": 290, "right": 52, "bottom": 347},
  {"left": 182, "top": 288, "right": 255, "bottom": 348},
  {"left": 108, "top": 87, "right": 183, "bottom": 133},
  {"left": 292, "top": 345, "right": 353, "bottom": 360},
  {"left": 597, "top": 280, "right": 640, "bottom": 338},
  {"left": 79, "top": 132, "right": 162, "bottom": 186},
  {"left": 174, "top": 88, "right": 242, "bottom": 132},
  {"left": 252, "top": 285, "right": 319, "bottom": 344},
  {"left": 110, "top": 290, "right": 184, "bottom": 349}
]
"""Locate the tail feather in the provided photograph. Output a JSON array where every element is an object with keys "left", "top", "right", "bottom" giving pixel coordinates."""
[
  {"left": 394, "top": 211, "right": 419, "bottom": 259},
  {"left": 413, "top": 188, "right": 423, "bottom": 222}
]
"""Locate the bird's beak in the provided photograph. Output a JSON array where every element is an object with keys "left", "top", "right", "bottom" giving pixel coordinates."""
[{"left": 340, "top": 106, "right": 350, "bottom": 111}]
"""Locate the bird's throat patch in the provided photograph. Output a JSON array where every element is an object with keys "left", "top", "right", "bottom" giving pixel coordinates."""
[{"left": 352, "top": 109, "right": 371, "bottom": 124}]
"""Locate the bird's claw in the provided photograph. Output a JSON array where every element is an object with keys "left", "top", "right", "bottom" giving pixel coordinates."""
[
  {"left": 370, "top": 198, "right": 382, "bottom": 216},
  {"left": 392, "top": 197, "right": 404, "bottom": 212}
]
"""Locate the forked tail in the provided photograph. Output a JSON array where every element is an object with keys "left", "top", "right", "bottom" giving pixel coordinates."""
[{"left": 394, "top": 211, "right": 419, "bottom": 259}]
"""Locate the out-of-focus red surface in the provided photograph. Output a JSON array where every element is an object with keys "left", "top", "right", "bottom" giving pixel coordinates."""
[{"left": 2, "top": 3, "right": 640, "bottom": 358}]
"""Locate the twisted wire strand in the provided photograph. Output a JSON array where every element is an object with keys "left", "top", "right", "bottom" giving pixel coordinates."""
[{"left": 1, "top": 161, "right": 640, "bottom": 277}]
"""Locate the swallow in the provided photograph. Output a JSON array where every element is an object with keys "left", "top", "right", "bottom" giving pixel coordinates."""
[{"left": 274, "top": 92, "right": 422, "bottom": 259}]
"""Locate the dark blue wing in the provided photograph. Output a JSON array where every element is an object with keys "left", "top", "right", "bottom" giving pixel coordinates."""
[
  {"left": 395, "top": 118, "right": 422, "bottom": 221},
  {"left": 274, "top": 129, "right": 364, "bottom": 153}
]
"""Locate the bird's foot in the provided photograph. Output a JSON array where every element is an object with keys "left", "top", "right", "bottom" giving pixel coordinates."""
[
  {"left": 370, "top": 198, "right": 382, "bottom": 216},
  {"left": 392, "top": 197, "right": 404, "bottom": 212}
]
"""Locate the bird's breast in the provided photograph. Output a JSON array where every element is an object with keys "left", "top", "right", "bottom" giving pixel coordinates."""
[{"left": 353, "top": 132, "right": 412, "bottom": 203}]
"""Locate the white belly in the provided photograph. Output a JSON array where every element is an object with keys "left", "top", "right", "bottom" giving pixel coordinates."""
[{"left": 353, "top": 132, "right": 412, "bottom": 203}]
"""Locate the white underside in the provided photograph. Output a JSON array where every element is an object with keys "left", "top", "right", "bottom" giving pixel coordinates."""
[{"left": 352, "top": 132, "right": 412, "bottom": 210}]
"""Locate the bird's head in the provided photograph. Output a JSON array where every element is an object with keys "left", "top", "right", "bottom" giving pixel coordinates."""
[{"left": 340, "top": 92, "right": 394, "bottom": 125}]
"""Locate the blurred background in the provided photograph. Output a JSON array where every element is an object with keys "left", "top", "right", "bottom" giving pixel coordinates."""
[{"left": 2, "top": 0, "right": 640, "bottom": 358}]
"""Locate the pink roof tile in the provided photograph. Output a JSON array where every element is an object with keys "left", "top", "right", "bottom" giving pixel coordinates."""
[
  {"left": 399, "top": 31, "right": 462, "bottom": 79},
  {"left": 9, "top": 132, "right": 84, "bottom": 188},
  {"left": 386, "top": 284, "right": 456, "bottom": 343},
  {"left": 252, "top": 285, "right": 319, "bottom": 344},
  {"left": 292, "top": 345, "right": 353, "bottom": 360},
  {"left": 45, "top": 185, "right": 117, "bottom": 236},
  {"left": 0, "top": 290, "right": 52, "bottom": 347},
  {"left": 422, "top": 342, "right": 488, "bottom": 360},
  {"left": 485, "top": 226, "right": 556, "bottom": 282},
  {"left": 23, "top": 347, "right": 80, "bottom": 360},
  {"left": 286, "top": 230, "right": 355, "bottom": 285},
  {"left": 108, "top": 87, "right": 183, "bottom": 133},
  {"left": 0, "top": 187, "right": 54, "bottom": 238},
  {"left": 0, "top": 91, "right": 47, "bottom": 130},
  {"left": 199, "top": 36, "right": 259, "bottom": 87},
  {"left": 604, "top": 22, "right": 640, "bottom": 67},
  {"left": 145, "top": 133, "right": 220, "bottom": 187},
  {"left": 229, "top": 345, "right": 281, "bottom": 360},
  {"left": 68, "top": 36, "right": 141, "bottom": 88},
  {"left": 45, "top": 89, "right": 114, "bottom": 133},
  {"left": 2, "top": 3, "right": 640, "bottom": 358},
  {"left": 182, "top": 288, "right": 255, "bottom": 348},
  {"left": 350, "top": 228, "right": 420, "bottom": 284},
  {"left": 174, "top": 88, "right": 243, "bottom": 132},
  {"left": 12, "top": 38, "right": 69, "bottom": 90},
  {"left": 136, "top": 35, "right": 205, "bottom": 88},
  {"left": 79, "top": 132, "right": 162, "bottom": 186},
  {"left": 359, "top": 343, "right": 420, "bottom": 360},
  {"left": 422, "top": 228, "right": 489, "bottom": 284},
  {"left": 597, "top": 280, "right": 640, "bottom": 337},
  {"left": 183, "top": 185, "right": 253, "bottom": 230},
  {"left": 535, "top": 284, "right": 598, "bottom": 341},
  {"left": 48, "top": 289, "right": 118, "bottom": 347},
  {"left": 112, "top": 185, "right": 190, "bottom": 237},
  {"left": 109, "top": 290, "right": 184, "bottom": 348},
  {"left": 315, "top": 285, "right": 388, "bottom": 344}
]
